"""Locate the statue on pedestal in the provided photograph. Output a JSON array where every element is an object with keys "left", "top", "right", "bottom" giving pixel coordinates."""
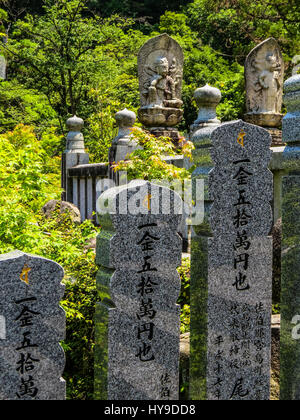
[{"left": 138, "top": 34, "right": 184, "bottom": 145}]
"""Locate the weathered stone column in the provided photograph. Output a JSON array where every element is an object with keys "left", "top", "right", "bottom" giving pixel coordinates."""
[
  {"left": 191, "top": 118, "right": 273, "bottom": 400},
  {"left": 280, "top": 74, "right": 300, "bottom": 400},
  {"left": 61, "top": 115, "right": 89, "bottom": 201},
  {"left": 189, "top": 84, "right": 221, "bottom": 400},
  {"left": 94, "top": 181, "right": 183, "bottom": 400}
]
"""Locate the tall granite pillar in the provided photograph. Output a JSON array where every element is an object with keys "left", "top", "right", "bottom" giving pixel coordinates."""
[
  {"left": 280, "top": 74, "right": 300, "bottom": 400},
  {"left": 94, "top": 181, "right": 183, "bottom": 400},
  {"left": 189, "top": 84, "right": 222, "bottom": 399},
  {"left": 61, "top": 115, "right": 89, "bottom": 201},
  {"left": 0, "top": 251, "right": 66, "bottom": 400},
  {"left": 192, "top": 119, "right": 273, "bottom": 400}
]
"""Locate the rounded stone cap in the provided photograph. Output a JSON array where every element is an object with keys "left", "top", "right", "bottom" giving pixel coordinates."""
[
  {"left": 194, "top": 84, "right": 222, "bottom": 106},
  {"left": 284, "top": 74, "right": 300, "bottom": 94},
  {"left": 115, "top": 108, "right": 136, "bottom": 128},
  {"left": 66, "top": 115, "right": 84, "bottom": 132}
]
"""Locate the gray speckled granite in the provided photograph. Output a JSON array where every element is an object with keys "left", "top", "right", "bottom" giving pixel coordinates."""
[
  {"left": 280, "top": 176, "right": 300, "bottom": 400},
  {"left": 206, "top": 120, "right": 273, "bottom": 400},
  {"left": 0, "top": 251, "right": 66, "bottom": 400},
  {"left": 282, "top": 75, "right": 300, "bottom": 143},
  {"left": 279, "top": 75, "right": 300, "bottom": 400},
  {"left": 95, "top": 181, "right": 183, "bottom": 400}
]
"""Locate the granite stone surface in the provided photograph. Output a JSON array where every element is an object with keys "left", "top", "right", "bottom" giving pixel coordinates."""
[
  {"left": 0, "top": 251, "right": 66, "bottom": 400},
  {"left": 206, "top": 120, "right": 273, "bottom": 400},
  {"left": 95, "top": 181, "right": 183, "bottom": 400},
  {"left": 280, "top": 176, "right": 300, "bottom": 400}
]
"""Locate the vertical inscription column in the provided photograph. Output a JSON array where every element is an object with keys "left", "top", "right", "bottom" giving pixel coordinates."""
[
  {"left": 280, "top": 74, "right": 300, "bottom": 400},
  {"left": 95, "top": 181, "right": 183, "bottom": 400},
  {"left": 207, "top": 120, "right": 273, "bottom": 400},
  {"left": 0, "top": 251, "right": 66, "bottom": 400}
]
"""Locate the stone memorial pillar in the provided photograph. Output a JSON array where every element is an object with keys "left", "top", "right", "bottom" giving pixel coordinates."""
[
  {"left": 244, "top": 38, "right": 284, "bottom": 146},
  {"left": 198, "top": 120, "right": 273, "bottom": 400},
  {"left": 61, "top": 115, "right": 89, "bottom": 201},
  {"left": 94, "top": 181, "right": 183, "bottom": 400},
  {"left": 189, "top": 84, "right": 222, "bottom": 399},
  {"left": 279, "top": 74, "right": 300, "bottom": 400},
  {"left": 0, "top": 251, "right": 66, "bottom": 400},
  {"left": 137, "top": 34, "right": 184, "bottom": 146}
]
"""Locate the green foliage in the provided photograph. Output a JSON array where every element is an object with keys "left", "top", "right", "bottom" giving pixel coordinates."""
[
  {"left": 178, "top": 257, "right": 191, "bottom": 334},
  {"left": 61, "top": 250, "right": 98, "bottom": 400},
  {"left": 87, "top": 0, "right": 191, "bottom": 22},
  {"left": 156, "top": 11, "right": 245, "bottom": 125},
  {"left": 186, "top": 0, "right": 300, "bottom": 64},
  {"left": 0, "top": 80, "right": 59, "bottom": 134},
  {"left": 113, "top": 128, "right": 194, "bottom": 182}
]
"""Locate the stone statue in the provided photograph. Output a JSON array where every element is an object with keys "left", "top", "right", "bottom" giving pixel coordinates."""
[
  {"left": 244, "top": 38, "right": 284, "bottom": 128},
  {"left": 143, "top": 56, "right": 182, "bottom": 109},
  {"left": 138, "top": 34, "right": 184, "bottom": 144}
]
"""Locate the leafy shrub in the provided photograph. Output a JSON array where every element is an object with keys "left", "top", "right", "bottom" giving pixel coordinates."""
[{"left": 113, "top": 128, "right": 194, "bottom": 182}]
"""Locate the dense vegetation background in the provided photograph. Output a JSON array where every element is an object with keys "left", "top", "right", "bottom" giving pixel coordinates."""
[{"left": 0, "top": 0, "right": 298, "bottom": 399}]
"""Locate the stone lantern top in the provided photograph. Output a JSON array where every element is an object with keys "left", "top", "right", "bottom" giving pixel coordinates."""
[
  {"left": 193, "top": 84, "right": 222, "bottom": 125},
  {"left": 65, "top": 115, "right": 85, "bottom": 153},
  {"left": 66, "top": 115, "right": 84, "bottom": 132}
]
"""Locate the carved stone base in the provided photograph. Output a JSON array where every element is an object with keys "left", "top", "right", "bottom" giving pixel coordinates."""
[
  {"left": 244, "top": 112, "right": 283, "bottom": 128},
  {"left": 266, "top": 128, "right": 283, "bottom": 147},
  {"left": 138, "top": 106, "right": 183, "bottom": 128},
  {"left": 149, "top": 128, "right": 186, "bottom": 148}
]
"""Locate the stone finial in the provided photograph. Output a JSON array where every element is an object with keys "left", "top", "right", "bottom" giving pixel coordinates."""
[
  {"left": 113, "top": 108, "right": 136, "bottom": 144},
  {"left": 65, "top": 115, "right": 85, "bottom": 153},
  {"left": 193, "top": 84, "right": 222, "bottom": 125},
  {"left": 244, "top": 38, "right": 284, "bottom": 128},
  {"left": 282, "top": 74, "right": 300, "bottom": 143}
]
